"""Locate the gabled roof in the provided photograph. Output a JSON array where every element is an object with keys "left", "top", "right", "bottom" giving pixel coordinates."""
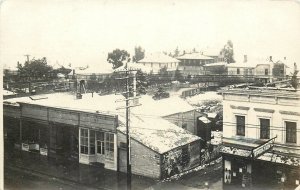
[
  {"left": 176, "top": 53, "right": 214, "bottom": 60},
  {"left": 138, "top": 52, "right": 180, "bottom": 63}
]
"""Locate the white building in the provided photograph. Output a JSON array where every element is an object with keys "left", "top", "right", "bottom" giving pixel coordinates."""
[
  {"left": 137, "top": 52, "right": 180, "bottom": 74},
  {"left": 221, "top": 89, "right": 300, "bottom": 189}
]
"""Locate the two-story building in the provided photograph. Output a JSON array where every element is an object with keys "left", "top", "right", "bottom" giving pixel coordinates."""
[
  {"left": 221, "top": 89, "right": 300, "bottom": 189},
  {"left": 176, "top": 53, "right": 215, "bottom": 76},
  {"left": 137, "top": 52, "right": 180, "bottom": 74}
]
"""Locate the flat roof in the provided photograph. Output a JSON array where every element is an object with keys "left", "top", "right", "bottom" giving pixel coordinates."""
[{"left": 220, "top": 89, "right": 300, "bottom": 99}]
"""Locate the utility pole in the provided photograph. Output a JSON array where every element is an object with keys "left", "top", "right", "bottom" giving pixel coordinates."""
[{"left": 116, "top": 62, "right": 141, "bottom": 190}]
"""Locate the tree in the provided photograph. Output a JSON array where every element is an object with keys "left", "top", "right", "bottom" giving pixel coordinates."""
[
  {"left": 55, "top": 66, "right": 72, "bottom": 76},
  {"left": 221, "top": 40, "right": 235, "bottom": 64},
  {"left": 107, "top": 49, "right": 130, "bottom": 69},
  {"left": 132, "top": 46, "right": 145, "bottom": 62},
  {"left": 136, "top": 70, "right": 148, "bottom": 95},
  {"left": 18, "top": 57, "right": 53, "bottom": 81},
  {"left": 174, "top": 69, "right": 184, "bottom": 82},
  {"left": 173, "top": 47, "right": 180, "bottom": 57},
  {"left": 291, "top": 71, "right": 299, "bottom": 89}
]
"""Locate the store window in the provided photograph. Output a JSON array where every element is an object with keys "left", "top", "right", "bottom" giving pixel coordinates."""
[
  {"left": 90, "top": 130, "right": 95, "bottom": 154},
  {"left": 80, "top": 128, "right": 88, "bottom": 154},
  {"left": 106, "top": 133, "right": 114, "bottom": 160},
  {"left": 286, "top": 122, "right": 297, "bottom": 143},
  {"left": 260, "top": 119, "right": 270, "bottom": 139},
  {"left": 96, "top": 131, "right": 105, "bottom": 154},
  {"left": 236, "top": 116, "right": 245, "bottom": 136}
]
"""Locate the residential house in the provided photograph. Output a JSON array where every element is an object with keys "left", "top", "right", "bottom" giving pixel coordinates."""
[
  {"left": 221, "top": 89, "right": 300, "bottom": 189},
  {"left": 137, "top": 53, "right": 180, "bottom": 74},
  {"left": 176, "top": 53, "right": 215, "bottom": 76}
]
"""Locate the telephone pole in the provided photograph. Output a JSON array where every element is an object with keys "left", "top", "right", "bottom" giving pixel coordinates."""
[{"left": 116, "top": 62, "right": 141, "bottom": 190}]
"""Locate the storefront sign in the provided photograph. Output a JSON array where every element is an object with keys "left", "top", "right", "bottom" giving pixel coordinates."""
[{"left": 251, "top": 136, "right": 276, "bottom": 159}]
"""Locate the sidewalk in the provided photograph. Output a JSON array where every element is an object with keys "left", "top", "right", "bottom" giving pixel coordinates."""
[{"left": 4, "top": 148, "right": 156, "bottom": 190}]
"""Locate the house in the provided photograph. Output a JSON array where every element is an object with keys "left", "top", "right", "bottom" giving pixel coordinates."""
[
  {"left": 3, "top": 92, "right": 201, "bottom": 179},
  {"left": 220, "top": 89, "right": 300, "bottom": 189},
  {"left": 137, "top": 52, "right": 180, "bottom": 74},
  {"left": 176, "top": 52, "right": 215, "bottom": 76}
]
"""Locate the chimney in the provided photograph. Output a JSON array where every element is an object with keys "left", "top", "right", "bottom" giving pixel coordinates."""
[
  {"left": 243, "top": 55, "right": 248, "bottom": 63},
  {"left": 269, "top": 56, "right": 273, "bottom": 62},
  {"left": 284, "top": 57, "right": 286, "bottom": 61}
]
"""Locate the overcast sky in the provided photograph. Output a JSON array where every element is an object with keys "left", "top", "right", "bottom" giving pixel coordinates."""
[{"left": 1, "top": 0, "right": 300, "bottom": 69}]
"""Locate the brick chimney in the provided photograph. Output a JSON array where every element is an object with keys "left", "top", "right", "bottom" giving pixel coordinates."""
[{"left": 243, "top": 55, "right": 247, "bottom": 63}]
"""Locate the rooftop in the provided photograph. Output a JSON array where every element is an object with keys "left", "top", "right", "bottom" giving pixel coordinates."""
[
  {"left": 220, "top": 89, "right": 300, "bottom": 99},
  {"left": 138, "top": 52, "right": 180, "bottom": 63},
  {"left": 4, "top": 92, "right": 200, "bottom": 154},
  {"left": 176, "top": 53, "right": 214, "bottom": 60},
  {"left": 118, "top": 114, "right": 200, "bottom": 154}
]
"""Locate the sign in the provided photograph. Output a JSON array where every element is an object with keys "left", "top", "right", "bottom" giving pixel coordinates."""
[{"left": 251, "top": 136, "right": 276, "bottom": 159}]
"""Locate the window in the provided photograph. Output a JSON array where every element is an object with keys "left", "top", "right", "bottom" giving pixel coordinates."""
[
  {"left": 236, "top": 116, "right": 245, "bottom": 136},
  {"left": 260, "top": 119, "right": 270, "bottom": 139},
  {"left": 89, "top": 130, "right": 95, "bottom": 154},
  {"left": 237, "top": 68, "right": 240, "bottom": 75},
  {"left": 96, "top": 131, "right": 105, "bottom": 154},
  {"left": 265, "top": 69, "right": 268, "bottom": 75},
  {"left": 105, "top": 133, "right": 114, "bottom": 160},
  {"left": 286, "top": 122, "right": 297, "bottom": 143},
  {"left": 80, "top": 128, "right": 88, "bottom": 154}
]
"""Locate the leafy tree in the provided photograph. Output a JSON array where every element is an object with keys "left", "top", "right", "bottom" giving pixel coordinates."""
[
  {"left": 107, "top": 49, "right": 130, "bottom": 69},
  {"left": 173, "top": 47, "right": 180, "bottom": 57},
  {"left": 18, "top": 57, "right": 53, "bottom": 80},
  {"left": 136, "top": 70, "right": 148, "bottom": 95},
  {"left": 174, "top": 69, "right": 184, "bottom": 82},
  {"left": 221, "top": 40, "right": 235, "bottom": 63},
  {"left": 132, "top": 46, "right": 145, "bottom": 62}
]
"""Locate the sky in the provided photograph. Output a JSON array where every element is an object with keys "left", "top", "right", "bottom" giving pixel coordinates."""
[{"left": 1, "top": 0, "right": 300, "bottom": 70}]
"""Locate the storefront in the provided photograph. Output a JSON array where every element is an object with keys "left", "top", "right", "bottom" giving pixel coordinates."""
[{"left": 79, "top": 127, "right": 117, "bottom": 170}]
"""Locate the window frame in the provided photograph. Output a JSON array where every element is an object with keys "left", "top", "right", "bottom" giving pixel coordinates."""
[
  {"left": 236, "top": 115, "right": 245, "bottom": 136},
  {"left": 259, "top": 118, "right": 270, "bottom": 139},
  {"left": 285, "top": 121, "right": 297, "bottom": 144}
]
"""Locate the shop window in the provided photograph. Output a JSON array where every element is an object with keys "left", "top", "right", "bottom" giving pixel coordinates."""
[
  {"left": 260, "top": 118, "right": 270, "bottom": 139},
  {"left": 80, "top": 128, "right": 88, "bottom": 154},
  {"left": 105, "top": 133, "right": 114, "bottom": 160},
  {"left": 90, "top": 130, "right": 95, "bottom": 154},
  {"left": 286, "top": 122, "right": 297, "bottom": 143},
  {"left": 236, "top": 116, "right": 245, "bottom": 136},
  {"left": 96, "top": 131, "right": 105, "bottom": 154}
]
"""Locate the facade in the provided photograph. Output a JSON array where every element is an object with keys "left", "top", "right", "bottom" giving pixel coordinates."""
[
  {"left": 3, "top": 92, "right": 202, "bottom": 179},
  {"left": 3, "top": 93, "right": 119, "bottom": 170},
  {"left": 221, "top": 89, "right": 300, "bottom": 189},
  {"left": 137, "top": 53, "right": 180, "bottom": 74},
  {"left": 176, "top": 53, "right": 215, "bottom": 76},
  {"left": 117, "top": 115, "right": 201, "bottom": 179}
]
